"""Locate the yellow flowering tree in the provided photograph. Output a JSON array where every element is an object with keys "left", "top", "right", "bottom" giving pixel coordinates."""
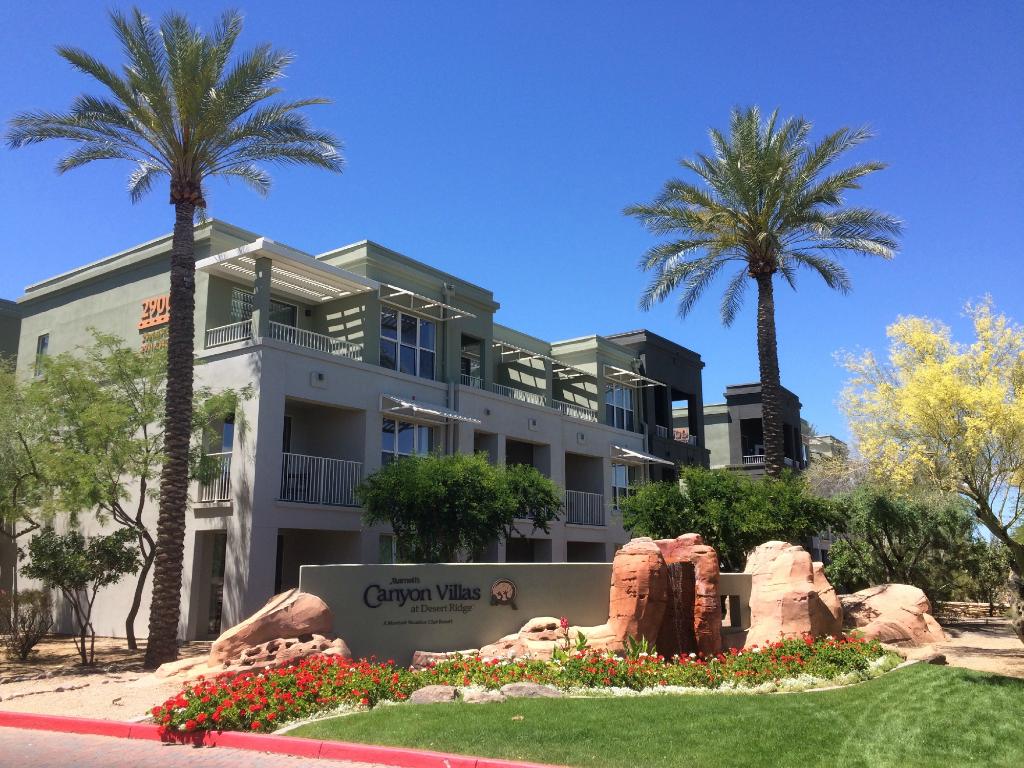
[{"left": 841, "top": 300, "right": 1024, "bottom": 642}]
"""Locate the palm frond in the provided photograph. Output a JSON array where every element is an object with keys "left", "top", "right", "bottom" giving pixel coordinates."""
[
  {"left": 719, "top": 267, "right": 749, "bottom": 327},
  {"left": 127, "top": 162, "right": 167, "bottom": 202},
  {"left": 783, "top": 252, "right": 852, "bottom": 293}
]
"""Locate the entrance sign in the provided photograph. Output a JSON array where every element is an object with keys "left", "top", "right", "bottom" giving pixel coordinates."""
[{"left": 300, "top": 562, "right": 613, "bottom": 663}]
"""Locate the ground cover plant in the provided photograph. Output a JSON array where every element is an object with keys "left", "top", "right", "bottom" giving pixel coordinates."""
[
  {"left": 152, "top": 635, "right": 893, "bottom": 734},
  {"left": 290, "top": 664, "right": 1024, "bottom": 768}
]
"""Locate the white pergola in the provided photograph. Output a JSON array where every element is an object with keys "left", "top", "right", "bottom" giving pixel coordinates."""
[
  {"left": 381, "top": 394, "right": 481, "bottom": 425},
  {"left": 603, "top": 364, "right": 665, "bottom": 389},
  {"left": 492, "top": 338, "right": 594, "bottom": 382},
  {"left": 378, "top": 283, "right": 476, "bottom": 321},
  {"left": 197, "top": 238, "right": 379, "bottom": 304},
  {"left": 611, "top": 444, "right": 675, "bottom": 466}
]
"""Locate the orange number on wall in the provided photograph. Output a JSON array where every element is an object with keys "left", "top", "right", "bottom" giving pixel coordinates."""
[{"left": 138, "top": 294, "right": 171, "bottom": 330}]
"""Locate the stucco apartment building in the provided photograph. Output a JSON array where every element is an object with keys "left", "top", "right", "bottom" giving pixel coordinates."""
[
  {"left": 679, "top": 383, "right": 807, "bottom": 480},
  {"left": 5, "top": 220, "right": 700, "bottom": 641}
]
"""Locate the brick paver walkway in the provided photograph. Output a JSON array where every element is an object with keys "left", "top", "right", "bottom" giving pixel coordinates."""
[{"left": 0, "top": 727, "right": 390, "bottom": 767}]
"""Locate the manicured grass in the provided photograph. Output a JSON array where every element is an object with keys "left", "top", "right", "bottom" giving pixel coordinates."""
[{"left": 289, "top": 665, "right": 1024, "bottom": 767}]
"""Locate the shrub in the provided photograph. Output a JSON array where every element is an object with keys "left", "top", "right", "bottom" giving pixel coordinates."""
[
  {"left": 0, "top": 588, "right": 53, "bottom": 661},
  {"left": 619, "top": 468, "right": 836, "bottom": 570}
]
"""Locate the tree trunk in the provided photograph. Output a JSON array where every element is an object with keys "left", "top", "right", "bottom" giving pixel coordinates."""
[
  {"left": 1005, "top": 538, "right": 1024, "bottom": 644},
  {"left": 144, "top": 202, "right": 196, "bottom": 669},
  {"left": 754, "top": 274, "right": 785, "bottom": 478},
  {"left": 125, "top": 545, "right": 154, "bottom": 651}
]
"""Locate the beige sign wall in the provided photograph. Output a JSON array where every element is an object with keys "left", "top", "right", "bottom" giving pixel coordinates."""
[{"left": 300, "top": 562, "right": 614, "bottom": 663}]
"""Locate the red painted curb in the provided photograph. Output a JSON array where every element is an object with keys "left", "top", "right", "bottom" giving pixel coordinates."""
[{"left": 0, "top": 711, "right": 563, "bottom": 768}]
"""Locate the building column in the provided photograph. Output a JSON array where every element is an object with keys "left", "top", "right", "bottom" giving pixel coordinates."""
[{"left": 252, "top": 256, "right": 273, "bottom": 338}]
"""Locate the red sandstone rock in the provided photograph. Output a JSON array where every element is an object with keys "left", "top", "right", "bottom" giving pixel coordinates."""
[
  {"left": 608, "top": 537, "right": 668, "bottom": 642},
  {"left": 209, "top": 589, "right": 333, "bottom": 665},
  {"left": 744, "top": 541, "right": 843, "bottom": 647},
  {"left": 840, "top": 584, "right": 946, "bottom": 646}
]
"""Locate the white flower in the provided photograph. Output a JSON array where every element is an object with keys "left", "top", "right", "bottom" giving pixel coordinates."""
[
  {"left": 752, "top": 648, "right": 761, "bottom": 654},
  {"left": 688, "top": 653, "right": 697, "bottom": 659}
]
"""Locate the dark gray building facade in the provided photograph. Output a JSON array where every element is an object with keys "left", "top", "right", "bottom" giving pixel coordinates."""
[{"left": 607, "top": 330, "right": 710, "bottom": 479}]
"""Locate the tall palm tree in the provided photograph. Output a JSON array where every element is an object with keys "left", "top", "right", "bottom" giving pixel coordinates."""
[
  {"left": 625, "top": 107, "right": 900, "bottom": 478},
  {"left": 7, "top": 8, "right": 344, "bottom": 667}
]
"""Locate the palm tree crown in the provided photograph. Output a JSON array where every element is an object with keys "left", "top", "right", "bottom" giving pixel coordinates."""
[
  {"left": 7, "top": 7, "right": 343, "bottom": 206},
  {"left": 626, "top": 106, "right": 900, "bottom": 326},
  {"left": 626, "top": 107, "right": 900, "bottom": 477}
]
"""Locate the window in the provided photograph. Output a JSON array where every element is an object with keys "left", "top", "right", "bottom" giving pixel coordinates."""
[
  {"left": 379, "top": 534, "right": 397, "bottom": 564},
  {"left": 380, "top": 307, "right": 435, "bottom": 380},
  {"left": 611, "top": 462, "right": 636, "bottom": 509},
  {"left": 229, "top": 287, "right": 298, "bottom": 326},
  {"left": 381, "top": 417, "right": 433, "bottom": 465},
  {"left": 34, "top": 333, "right": 49, "bottom": 377},
  {"left": 605, "top": 383, "right": 635, "bottom": 431},
  {"left": 220, "top": 415, "right": 235, "bottom": 452}
]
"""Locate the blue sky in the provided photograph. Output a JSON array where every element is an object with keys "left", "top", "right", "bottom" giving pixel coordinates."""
[{"left": 2, "top": 1, "right": 1022, "bottom": 439}]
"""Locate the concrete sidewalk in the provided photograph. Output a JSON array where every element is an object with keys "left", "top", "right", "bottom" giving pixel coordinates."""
[{"left": 0, "top": 727, "right": 390, "bottom": 768}]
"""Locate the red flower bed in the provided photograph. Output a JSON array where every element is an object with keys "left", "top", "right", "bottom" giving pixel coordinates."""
[{"left": 152, "top": 635, "right": 890, "bottom": 735}]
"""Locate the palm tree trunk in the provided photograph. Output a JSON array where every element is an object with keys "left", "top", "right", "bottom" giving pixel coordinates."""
[
  {"left": 754, "top": 274, "right": 785, "bottom": 478},
  {"left": 144, "top": 201, "right": 196, "bottom": 668}
]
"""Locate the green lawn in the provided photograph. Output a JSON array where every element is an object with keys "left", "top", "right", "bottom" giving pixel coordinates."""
[{"left": 289, "top": 665, "right": 1024, "bottom": 767}]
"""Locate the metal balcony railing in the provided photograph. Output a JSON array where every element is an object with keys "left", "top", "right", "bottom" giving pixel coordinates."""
[
  {"left": 197, "top": 452, "right": 232, "bottom": 502},
  {"left": 564, "top": 489, "right": 605, "bottom": 526},
  {"left": 269, "top": 322, "right": 363, "bottom": 361},
  {"left": 280, "top": 452, "right": 362, "bottom": 507},
  {"left": 205, "top": 320, "right": 252, "bottom": 348},
  {"left": 553, "top": 400, "right": 599, "bottom": 423},
  {"left": 655, "top": 425, "right": 669, "bottom": 439},
  {"left": 460, "top": 373, "right": 484, "bottom": 389},
  {"left": 742, "top": 455, "right": 766, "bottom": 465},
  {"left": 491, "top": 382, "right": 548, "bottom": 407}
]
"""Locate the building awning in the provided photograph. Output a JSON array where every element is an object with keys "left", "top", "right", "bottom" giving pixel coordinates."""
[
  {"left": 612, "top": 445, "right": 674, "bottom": 466},
  {"left": 604, "top": 364, "right": 664, "bottom": 389},
  {"left": 379, "top": 284, "right": 476, "bottom": 320},
  {"left": 381, "top": 394, "right": 481, "bottom": 425},
  {"left": 198, "top": 238, "right": 379, "bottom": 304},
  {"left": 492, "top": 339, "right": 593, "bottom": 381}
]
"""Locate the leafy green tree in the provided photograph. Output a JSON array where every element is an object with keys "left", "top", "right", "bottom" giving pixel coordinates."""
[
  {"left": 0, "top": 361, "right": 49, "bottom": 555},
  {"left": 22, "top": 528, "right": 140, "bottom": 665},
  {"left": 824, "top": 486, "right": 975, "bottom": 604},
  {"left": 25, "top": 332, "right": 243, "bottom": 649},
  {"left": 358, "top": 453, "right": 561, "bottom": 563},
  {"left": 618, "top": 467, "right": 835, "bottom": 570},
  {"left": 625, "top": 107, "right": 900, "bottom": 477},
  {"left": 497, "top": 463, "right": 563, "bottom": 543},
  {"left": 7, "top": 8, "right": 343, "bottom": 668},
  {"left": 964, "top": 540, "right": 1012, "bottom": 616}
]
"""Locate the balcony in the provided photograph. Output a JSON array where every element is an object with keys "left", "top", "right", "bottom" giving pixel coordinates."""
[
  {"left": 552, "top": 399, "right": 599, "bottom": 423},
  {"left": 491, "top": 382, "right": 548, "bottom": 408},
  {"left": 655, "top": 425, "right": 698, "bottom": 445},
  {"left": 269, "top": 322, "right": 362, "bottom": 361},
  {"left": 463, "top": 375, "right": 600, "bottom": 423},
  {"left": 280, "top": 453, "right": 362, "bottom": 507},
  {"left": 197, "top": 452, "right": 232, "bottom": 503},
  {"left": 742, "top": 454, "right": 765, "bottom": 465},
  {"left": 204, "top": 320, "right": 363, "bottom": 361},
  {"left": 564, "top": 489, "right": 605, "bottom": 526},
  {"left": 206, "top": 320, "right": 252, "bottom": 348}
]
